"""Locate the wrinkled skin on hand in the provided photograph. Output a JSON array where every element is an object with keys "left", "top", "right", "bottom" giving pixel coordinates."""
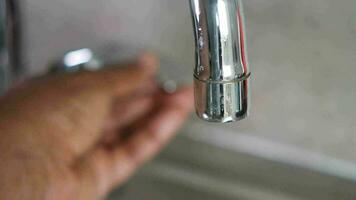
[{"left": 0, "top": 53, "right": 194, "bottom": 200}]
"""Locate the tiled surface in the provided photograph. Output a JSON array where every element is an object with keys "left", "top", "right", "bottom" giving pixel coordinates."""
[{"left": 23, "top": 0, "right": 356, "bottom": 162}]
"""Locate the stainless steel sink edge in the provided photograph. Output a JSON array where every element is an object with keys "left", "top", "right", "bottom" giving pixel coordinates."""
[
  {"left": 133, "top": 161, "right": 303, "bottom": 200},
  {"left": 184, "top": 122, "right": 356, "bottom": 183},
  {"left": 108, "top": 128, "right": 356, "bottom": 200}
]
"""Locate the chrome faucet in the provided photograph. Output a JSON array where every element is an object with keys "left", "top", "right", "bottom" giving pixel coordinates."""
[{"left": 190, "top": 0, "right": 250, "bottom": 123}]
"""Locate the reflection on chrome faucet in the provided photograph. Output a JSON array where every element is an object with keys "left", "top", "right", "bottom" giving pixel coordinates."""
[{"left": 190, "top": 0, "right": 250, "bottom": 123}]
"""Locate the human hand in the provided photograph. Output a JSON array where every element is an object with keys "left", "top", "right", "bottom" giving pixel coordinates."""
[{"left": 0, "top": 53, "right": 193, "bottom": 200}]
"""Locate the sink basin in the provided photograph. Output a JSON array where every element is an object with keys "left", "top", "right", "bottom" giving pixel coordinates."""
[{"left": 107, "top": 127, "right": 356, "bottom": 200}]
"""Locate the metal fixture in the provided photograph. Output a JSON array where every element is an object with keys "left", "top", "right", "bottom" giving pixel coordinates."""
[
  {"left": 50, "top": 48, "right": 103, "bottom": 73},
  {"left": 0, "top": 0, "right": 21, "bottom": 93},
  {"left": 190, "top": 0, "right": 250, "bottom": 123}
]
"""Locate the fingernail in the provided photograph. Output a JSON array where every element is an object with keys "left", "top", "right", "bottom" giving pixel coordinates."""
[
  {"left": 161, "top": 80, "right": 178, "bottom": 94},
  {"left": 137, "top": 79, "right": 159, "bottom": 95}
]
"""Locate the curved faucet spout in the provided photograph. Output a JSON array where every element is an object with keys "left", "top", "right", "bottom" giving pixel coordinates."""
[{"left": 190, "top": 0, "right": 250, "bottom": 123}]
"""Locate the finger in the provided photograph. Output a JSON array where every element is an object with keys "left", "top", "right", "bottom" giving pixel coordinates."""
[
  {"left": 66, "top": 52, "right": 158, "bottom": 98},
  {"left": 102, "top": 95, "right": 154, "bottom": 145},
  {"left": 103, "top": 79, "right": 158, "bottom": 132},
  {"left": 75, "top": 86, "right": 194, "bottom": 197},
  {"left": 43, "top": 53, "right": 159, "bottom": 160},
  {"left": 102, "top": 80, "right": 159, "bottom": 144},
  {"left": 122, "top": 86, "right": 194, "bottom": 162},
  {"left": 133, "top": 78, "right": 159, "bottom": 97}
]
